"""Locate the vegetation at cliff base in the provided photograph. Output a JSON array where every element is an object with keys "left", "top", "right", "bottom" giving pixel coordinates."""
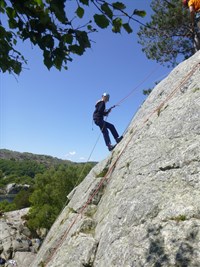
[
  {"left": 0, "top": 150, "right": 96, "bottom": 230},
  {"left": 27, "top": 163, "right": 94, "bottom": 230}
]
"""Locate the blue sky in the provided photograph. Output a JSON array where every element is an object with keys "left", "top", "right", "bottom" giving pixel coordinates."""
[{"left": 0, "top": 1, "right": 172, "bottom": 162}]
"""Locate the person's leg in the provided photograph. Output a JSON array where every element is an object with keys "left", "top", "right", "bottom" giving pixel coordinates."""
[
  {"left": 108, "top": 121, "right": 123, "bottom": 143},
  {"left": 194, "top": 13, "right": 200, "bottom": 51},
  {"left": 196, "top": 13, "right": 200, "bottom": 30},
  {"left": 105, "top": 121, "right": 123, "bottom": 143},
  {"left": 104, "top": 121, "right": 119, "bottom": 140},
  {"left": 194, "top": 34, "right": 200, "bottom": 51},
  {"left": 95, "top": 120, "right": 111, "bottom": 146}
]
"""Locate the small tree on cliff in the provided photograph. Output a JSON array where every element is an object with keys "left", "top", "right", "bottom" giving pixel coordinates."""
[
  {"left": 137, "top": 0, "right": 199, "bottom": 67},
  {"left": 0, "top": 0, "right": 145, "bottom": 75}
]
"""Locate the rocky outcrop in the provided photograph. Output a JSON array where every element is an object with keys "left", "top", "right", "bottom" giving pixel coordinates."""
[
  {"left": 31, "top": 51, "right": 199, "bottom": 267},
  {"left": 5, "top": 184, "right": 30, "bottom": 195},
  {"left": 0, "top": 208, "right": 41, "bottom": 266}
]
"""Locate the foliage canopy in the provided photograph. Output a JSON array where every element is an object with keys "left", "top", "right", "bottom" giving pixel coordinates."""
[
  {"left": 0, "top": 154, "right": 95, "bottom": 230},
  {"left": 27, "top": 163, "right": 94, "bottom": 230},
  {"left": 137, "top": 0, "right": 198, "bottom": 67},
  {"left": 0, "top": 0, "right": 146, "bottom": 75}
]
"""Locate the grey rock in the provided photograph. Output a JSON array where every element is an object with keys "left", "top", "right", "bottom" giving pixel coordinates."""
[
  {"left": 0, "top": 188, "right": 6, "bottom": 194},
  {"left": 30, "top": 51, "right": 200, "bottom": 267},
  {"left": 31, "top": 239, "right": 42, "bottom": 253},
  {"left": 12, "top": 239, "right": 30, "bottom": 252},
  {"left": 5, "top": 183, "right": 30, "bottom": 195},
  {"left": 36, "top": 228, "right": 48, "bottom": 239},
  {"left": 19, "top": 226, "right": 32, "bottom": 238},
  {"left": 0, "top": 208, "right": 37, "bottom": 266},
  {"left": 12, "top": 252, "right": 35, "bottom": 267}
]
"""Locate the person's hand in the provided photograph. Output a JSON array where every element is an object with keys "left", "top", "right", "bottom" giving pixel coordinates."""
[
  {"left": 191, "top": 23, "right": 195, "bottom": 34},
  {"left": 186, "top": 26, "right": 195, "bottom": 37}
]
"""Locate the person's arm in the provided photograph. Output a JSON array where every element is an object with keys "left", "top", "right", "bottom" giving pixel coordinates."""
[
  {"left": 189, "top": 5, "right": 195, "bottom": 32},
  {"left": 104, "top": 109, "right": 111, "bottom": 116},
  {"left": 97, "top": 101, "right": 112, "bottom": 116}
]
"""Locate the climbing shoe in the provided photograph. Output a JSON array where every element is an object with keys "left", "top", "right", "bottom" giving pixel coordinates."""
[
  {"left": 116, "top": 136, "right": 123, "bottom": 143},
  {"left": 108, "top": 144, "right": 116, "bottom": 151}
]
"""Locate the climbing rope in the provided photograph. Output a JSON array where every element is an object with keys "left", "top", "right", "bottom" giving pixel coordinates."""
[
  {"left": 44, "top": 61, "right": 199, "bottom": 266},
  {"left": 115, "top": 66, "right": 161, "bottom": 106}
]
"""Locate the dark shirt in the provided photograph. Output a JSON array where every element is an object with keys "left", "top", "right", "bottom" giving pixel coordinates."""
[{"left": 93, "top": 100, "right": 109, "bottom": 121}]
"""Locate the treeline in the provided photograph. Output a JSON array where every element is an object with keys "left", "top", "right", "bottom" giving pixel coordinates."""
[
  {"left": 0, "top": 158, "right": 47, "bottom": 186},
  {"left": 0, "top": 157, "right": 96, "bottom": 230}
]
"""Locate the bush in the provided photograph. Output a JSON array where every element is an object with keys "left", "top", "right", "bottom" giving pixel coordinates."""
[
  {"left": 0, "top": 200, "right": 16, "bottom": 212},
  {"left": 27, "top": 164, "right": 94, "bottom": 230},
  {"left": 13, "top": 188, "right": 33, "bottom": 209}
]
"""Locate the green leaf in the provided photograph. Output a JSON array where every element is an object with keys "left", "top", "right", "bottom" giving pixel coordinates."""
[
  {"left": 79, "top": 0, "right": 89, "bottom": 5},
  {"left": 0, "top": 0, "right": 6, "bottom": 12},
  {"left": 112, "top": 18, "right": 122, "bottom": 33},
  {"left": 54, "top": 48, "right": 64, "bottom": 70},
  {"left": 112, "top": 2, "right": 126, "bottom": 10},
  {"left": 101, "top": 3, "right": 113, "bottom": 19},
  {"left": 76, "top": 30, "right": 90, "bottom": 49},
  {"left": 76, "top": 6, "right": 84, "bottom": 18},
  {"left": 43, "top": 50, "right": 53, "bottom": 70},
  {"left": 94, "top": 14, "right": 109, "bottom": 29},
  {"left": 87, "top": 25, "right": 92, "bottom": 31},
  {"left": 122, "top": 23, "right": 133, "bottom": 34},
  {"left": 6, "top": 7, "right": 16, "bottom": 18},
  {"left": 49, "top": 0, "right": 67, "bottom": 24},
  {"left": 8, "top": 18, "right": 18, "bottom": 29},
  {"left": 34, "top": 0, "right": 43, "bottom": 5},
  {"left": 63, "top": 33, "right": 73, "bottom": 44},
  {"left": 12, "top": 61, "right": 22, "bottom": 75},
  {"left": 133, "top": 9, "right": 146, "bottom": 18},
  {"left": 69, "top": 44, "right": 84, "bottom": 55},
  {"left": 41, "top": 35, "right": 54, "bottom": 49}
]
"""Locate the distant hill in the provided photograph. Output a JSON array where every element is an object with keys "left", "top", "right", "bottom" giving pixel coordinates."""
[{"left": 0, "top": 149, "right": 70, "bottom": 166}]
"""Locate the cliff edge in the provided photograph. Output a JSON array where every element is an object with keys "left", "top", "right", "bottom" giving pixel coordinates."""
[{"left": 31, "top": 51, "right": 200, "bottom": 267}]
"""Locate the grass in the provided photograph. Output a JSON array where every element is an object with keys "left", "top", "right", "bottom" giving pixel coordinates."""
[
  {"left": 95, "top": 167, "right": 109, "bottom": 178},
  {"left": 84, "top": 205, "right": 97, "bottom": 218},
  {"left": 126, "top": 162, "right": 130, "bottom": 168},
  {"left": 170, "top": 215, "right": 187, "bottom": 222},
  {"left": 193, "top": 87, "right": 200, "bottom": 93}
]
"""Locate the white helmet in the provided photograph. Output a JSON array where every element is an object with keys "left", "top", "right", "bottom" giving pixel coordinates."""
[{"left": 102, "top": 92, "right": 110, "bottom": 101}]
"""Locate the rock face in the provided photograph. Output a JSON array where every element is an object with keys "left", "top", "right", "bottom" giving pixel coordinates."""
[
  {"left": 0, "top": 208, "right": 40, "bottom": 266},
  {"left": 31, "top": 52, "right": 200, "bottom": 267},
  {"left": 5, "top": 183, "right": 30, "bottom": 194}
]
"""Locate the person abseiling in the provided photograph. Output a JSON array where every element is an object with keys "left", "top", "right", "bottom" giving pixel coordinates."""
[
  {"left": 93, "top": 93, "right": 123, "bottom": 151},
  {"left": 182, "top": 0, "right": 200, "bottom": 48}
]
